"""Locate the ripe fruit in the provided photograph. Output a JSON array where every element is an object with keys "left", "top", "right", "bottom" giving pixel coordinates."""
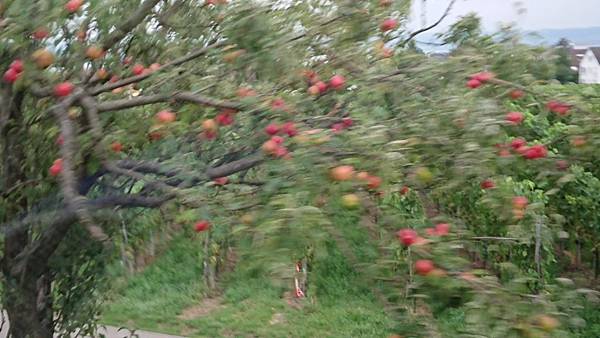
[
  {"left": 281, "top": 122, "right": 297, "bottom": 137},
  {"left": 265, "top": 123, "right": 280, "bottom": 136},
  {"left": 95, "top": 68, "right": 109, "bottom": 80},
  {"left": 271, "top": 135, "right": 284, "bottom": 144},
  {"left": 509, "top": 89, "right": 524, "bottom": 99},
  {"left": 65, "top": 0, "right": 83, "bottom": 13},
  {"left": 271, "top": 98, "right": 286, "bottom": 110},
  {"left": 415, "top": 167, "right": 433, "bottom": 184},
  {"left": 149, "top": 63, "right": 161, "bottom": 71},
  {"left": 535, "top": 315, "right": 559, "bottom": 332},
  {"left": 237, "top": 87, "right": 257, "bottom": 97},
  {"left": 49, "top": 159, "right": 63, "bottom": 177},
  {"left": 480, "top": 179, "right": 495, "bottom": 189},
  {"left": 356, "top": 171, "right": 370, "bottom": 181},
  {"left": 505, "top": 111, "right": 524, "bottom": 125},
  {"left": 415, "top": 259, "right": 434, "bottom": 276},
  {"left": 54, "top": 82, "right": 74, "bottom": 97},
  {"left": 262, "top": 139, "right": 279, "bottom": 154},
  {"left": 547, "top": 100, "right": 570, "bottom": 116},
  {"left": 76, "top": 29, "right": 87, "bottom": 41},
  {"left": 329, "top": 75, "right": 346, "bottom": 90},
  {"left": 512, "top": 196, "right": 528, "bottom": 210},
  {"left": 400, "top": 185, "right": 410, "bottom": 195},
  {"left": 215, "top": 112, "right": 234, "bottom": 126},
  {"left": 331, "top": 123, "right": 345, "bottom": 133},
  {"left": 156, "top": 110, "right": 176, "bottom": 123},
  {"left": 330, "top": 165, "right": 354, "bottom": 181},
  {"left": 571, "top": 135, "right": 586, "bottom": 148},
  {"left": 3, "top": 69, "right": 20, "bottom": 84},
  {"left": 85, "top": 45, "right": 104, "bottom": 59},
  {"left": 202, "top": 119, "right": 217, "bottom": 132},
  {"left": 510, "top": 137, "right": 527, "bottom": 150},
  {"left": 523, "top": 144, "right": 547, "bottom": 160},
  {"left": 274, "top": 146, "right": 289, "bottom": 158},
  {"left": 380, "top": 18, "right": 398, "bottom": 32},
  {"left": 308, "top": 85, "right": 320, "bottom": 96},
  {"left": 32, "top": 49, "right": 55, "bottom": 69},
  {"left": 341, "top": 194, "right": 360, "bottom": 208},
  {"left": 315, "top": 81, "right": 328, "bottom": 93},
  {"left": 9, "top": 59, "right": 24, "bottom": 73},
  {"left": 194, "top": 220, "right": 210, "bottom": 232},
  {"left": 435, "top": 223, "right": 450, "bottom": 236},
  {"left": 213, "top": 177, "right": 228, "bottom": 185},
  {"left": 342, "top": 117, "right": 353, "bottom": 127},
  {"left": 110, "top": 142, "right": 123, "bottom": 153},
  {"left": 396, "top": 228, "right": 417, "bottom": 246},
  {"left": 203, "top": 130, "right": 217, "bottom": 140},
  {"left": 366, "top": 176, "right": 382, "bottom": 190},
  {"left": 32, "top": 27, "right": 49, "bottom": 40},
  {"left": 132, "top": 64, "right": 145, "bottom": 76},
  {"left": 470, "top": 71, "right": 495, "bottom": 82},
  {"left": 466, "top": 79, "right": 481, "bottom": 89}
]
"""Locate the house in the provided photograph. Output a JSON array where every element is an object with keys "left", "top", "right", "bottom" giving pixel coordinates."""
[
  {"left": 569, "top": 48, "right": 586, "bottom": 72},
  {"left": 579, "top": 47, "right": 600, "bottom": 84}
]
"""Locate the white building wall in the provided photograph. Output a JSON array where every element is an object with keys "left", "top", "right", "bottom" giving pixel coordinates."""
[{"left": 579, "top": 49, "right": 600, "bottom": 84}]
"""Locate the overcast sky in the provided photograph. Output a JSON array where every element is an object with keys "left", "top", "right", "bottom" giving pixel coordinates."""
[{"left": 409, "top": 0, "right": 600, "bottom": 33}]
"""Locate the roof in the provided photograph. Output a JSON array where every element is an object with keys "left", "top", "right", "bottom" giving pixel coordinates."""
[
  {"left": 570, "top": 48, "right": 586, "bottom": 68},
  {"left": 590, "top": 47, "right": 600, "bottom": 63}
]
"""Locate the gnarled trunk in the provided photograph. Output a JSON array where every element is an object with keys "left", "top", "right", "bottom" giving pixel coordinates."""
[{"left": 4, "top": 272, "right": 53, "bottom": 338}]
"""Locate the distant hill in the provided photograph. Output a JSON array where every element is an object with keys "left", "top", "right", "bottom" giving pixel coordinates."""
[
  {"left": 416, "top": 26, "right": 600, "bottom": 52},
  {"left": 523, "top": 26, "right": 600, "bottom": 46}
]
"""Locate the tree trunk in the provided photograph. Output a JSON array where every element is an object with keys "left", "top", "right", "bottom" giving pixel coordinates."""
[{"left": 4, "top": 273, "right": 53, "bottom": 338}]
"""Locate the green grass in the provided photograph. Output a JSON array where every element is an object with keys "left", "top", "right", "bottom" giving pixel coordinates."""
[{"left": 102, "top": 229, "right": 396, "bottom": 337}]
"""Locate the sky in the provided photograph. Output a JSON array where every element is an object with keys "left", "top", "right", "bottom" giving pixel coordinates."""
[{"left": 409, "top": 0, "right": 600, "bottom": 33}]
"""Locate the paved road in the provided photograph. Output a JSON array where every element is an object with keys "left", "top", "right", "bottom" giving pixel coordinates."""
[{"left": 0, "top": 314, "right": 186, "bottom": 338}]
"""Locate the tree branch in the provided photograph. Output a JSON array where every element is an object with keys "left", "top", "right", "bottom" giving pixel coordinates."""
[
  {"left": 96, "top": 91, "right": 242, "bottom": 112},
  {"left": 400, "top": 0, "right": 456, "bottom": 47},
  {"left": 89, "top": 41, "right": 227, "bottom": 96},
  {"left": 101, "top": 0, "right": 162, "bottom": 52}
]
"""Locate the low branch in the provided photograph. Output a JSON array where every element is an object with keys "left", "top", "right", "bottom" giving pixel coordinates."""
[
  {"left": 89, "top": 41, "right": 227, "bottom": 96},
  {"left": 96, "top": 91, "right": 242, "bottom": 112}
]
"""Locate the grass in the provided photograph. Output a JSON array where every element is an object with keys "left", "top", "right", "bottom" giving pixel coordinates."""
[{"left": 102, "top": 224, "right": 397, "bottom": 337}]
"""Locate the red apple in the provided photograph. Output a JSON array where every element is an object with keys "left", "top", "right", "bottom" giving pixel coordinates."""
[
  {"left": 380, "top": 18, "right": 398, "bottom": 32},
  {"left": 202, "top": 119, "right": 217, "bottom": 132},
  {"left": 466, "top": 79, "right": 481, "bottom": 89},
  {"left": 308, "top": 85, "right": 320, "bottom": 96},
  {"left": 9, "top": 59, "right": 24, "bottom": 73},
  {"left": 65, "top": 0, "right": 83, "bottom": 13},
  {"left": 3, "top": 69, "right": 20, "bottom": 84},
  {"left": 470, "top": 71, "right": 495, "bottom": 82},
  {"left": 237, "top": 87, "right": 257, "bottom": 97},
  {"left": 366, "top": 176, "right": 382, "bottom": 190},
  {"left": 510, "top": 137, "right": 526, "bottom": 150},
  {"left": 425, "top": 228, "right": 436, "bottom": 236},
  {"left": 149, "top": 63, "right": 161, "bottom": 71},
  {"left": 111, "top": 142, "right": 123, "bottom": 153},
  {"left": 556, "top": 160, "right": 569, "bottom": 171},
  {"left": 509, "top": 89, "right": 524, "bottom": 99},
  {"left": 274, "top": 146, "right": 289, "bottom": 158},
  {"left": 396, "top": 228, "right": 417, "bottom": 246},
  {"left": 329, "top": 75, "right": 346, "bottom": 90},
  {"left": 85, "top": 45, "right": 104, "bottom": 59},
  {"left": 271, "top": 135, "right": 284, "bottom": 144},
  {"left": 342, "top": 117, "right": 353, "bottom": 127},
  {"left": 271, "top": 98, "right": 286, "bottom": 110},
  {"left": 132, "top": 64, "right": 145, "bottom": 76},
  {"left": 49, "top": 159, "right": 63, "bottom": 177},
  {"left": 415, "top": 259, "right": 434, "bottom": 276},
  {"left": 54, "top": 82, "right": 74, "bottom": 97},
  {"left": 194, "top": 220, "right": 210, "bottom": 232},
  {"left": 213, "top": 177, "right": 228, "bottom": 185},
  {"left": 315, "top": 81, "right": 328, "bottom": 93},
  {"left": 480, "top": 179, "right": 495, "bottom": 189},
  {"left": 400, "top": 185, "right": 410, "bottom": 195},
  {"left": 523, "top": 144, "right": 547, "bottom": 160},
  {"left": 547, "top": 100, "right": 571, "bottom": 116},
  {"left": 262, "top": 139, "right": 279, "bottom": 154},
  {"left": 32, "top": 27, "right": 49, "bottom": 40},
  {"left": 512, "top": 196, "right": 528, "bottom": 209},
  {"left": 156, "top": 110, "right": 176, "bottom": 123},
  {"left": 330, "top": 165, "right": 354, "bottom": 181},
  {"left": 505, "top": 111, "right": 524, "bottom": 125},
  {"left": 203, "top": 130, "right": 217, "bottom": 140},
  {"left": 281, "top": 122, "right": 297, "bottom": 137},
  {"left": 215, "top": 112, "right": 234, "bottom": 126},
  {"left": 331, "top": 123, "right": 345, "bottom": 133},
  {"left": 435, "top": 223, "right": 450, "bottom": 236},
  {"left": 265, "top": 123, "right": 280, "bottom": 136}
]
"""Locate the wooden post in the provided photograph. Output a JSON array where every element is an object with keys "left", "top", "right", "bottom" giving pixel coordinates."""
[{"left": 534, "top": 217, "right": 543, "bottom": 280}]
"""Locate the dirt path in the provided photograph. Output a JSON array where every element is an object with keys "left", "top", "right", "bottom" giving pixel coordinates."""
[{"left": 0, "top": 314, "right": 186, "bottom": 338}]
